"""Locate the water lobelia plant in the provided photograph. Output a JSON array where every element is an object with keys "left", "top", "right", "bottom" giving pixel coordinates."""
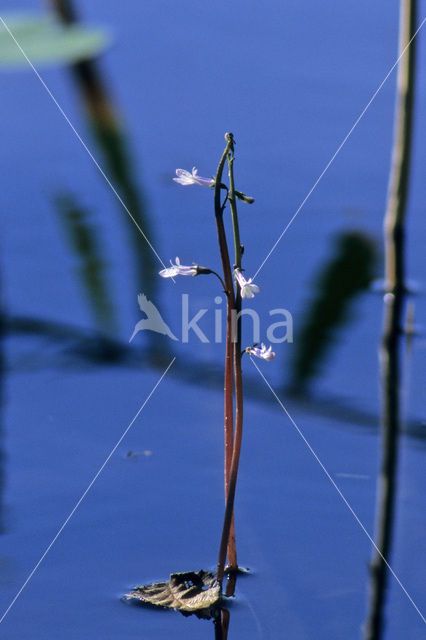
[{"left": 126, "top": 133, "right": 275, "bottom": 620}]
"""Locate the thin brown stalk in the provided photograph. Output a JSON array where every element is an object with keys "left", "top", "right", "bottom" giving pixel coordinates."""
[
  {"left": 213, "top": 140, "right": 238, "bottom": 581},
  {"left": 216, "top": 350, "right": 243, "bottom": 587},
  {"left": 225, "top": 137, "right": 242, "bottom": 586},
  {"left": 216, "top": 135, "right": 244, "bottom": 588},
  {"left": 224, "top": 316, "right": 237, "bottom": 570},
  {"left": 364, "top": 1, "right": 417, "bottom": 638}
]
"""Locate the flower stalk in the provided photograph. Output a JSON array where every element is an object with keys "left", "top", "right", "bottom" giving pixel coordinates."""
[
  {"left": 213, "top": 137, "right": 238, "bottom": 583},
  {"left": 169, "top": 133, "right": 276, "bottom": 599},
  {"left": 216, "top": 134, "right": 246, "bottom": 590}
]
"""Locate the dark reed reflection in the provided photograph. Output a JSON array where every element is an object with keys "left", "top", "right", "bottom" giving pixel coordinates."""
[
  {"left": 0, "top": 271, "right": 5, "bottom": 535},
  {"left": 47, "top": 0, "right": 172, "bottom": 363},
  {"left": 51, "top": 193, "right": 169, "bottom": 364},
  {"left": 214, "top": 606, "right": 230, "bottom": 640},
  {"left": 289, "top": 229, "right": 377, "bottom": 394},
  {"left": 213, "top": 568, "right": 247, "bottom": 639},
  {"left": 50, "top": 0, "right": 158, "bottom": 303},
  {"left": 55, "top": 193, "right": 117, "bottom": 338},
  {"left": 363, "top": 0, "right": 417, "bottom": 637},
  {"left": 5, "top": 313, "right": 426, "bottom": 443}
]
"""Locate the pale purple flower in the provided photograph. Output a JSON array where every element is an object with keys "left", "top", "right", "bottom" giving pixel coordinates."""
[
  {"left": 159, "top": 257, "right": 197, "bottom": 278},
  {"left": 173, "top": 167, "right": 215, "bottom": 187},
  {"left": 246, "top": 343, "right": 276, "bottom": 361},
  {"left": 234, "top": 269, "right": 260, "bottom": 299}
]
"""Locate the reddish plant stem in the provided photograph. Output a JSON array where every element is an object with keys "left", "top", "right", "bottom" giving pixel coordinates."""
[
  {"left": 224, "top": 313, "right": 237, "bottom": 570},
  {"left": 224, "top": 139, "right": 241, "bottom": 576},
  {"left": 216, "top": 347, "right": 243, "bottom": 587},
  {"left": 216, "top": 135, "right": 244, "bottom": 588},
  {"left": 224, "top": 287, "right": 241, "bottom": 592},
  {"left": 214, "top": 141, "right": 238, "bottom": 578},
  {"left": 225, "top": 137, "right": 242, "bottom": 582}
]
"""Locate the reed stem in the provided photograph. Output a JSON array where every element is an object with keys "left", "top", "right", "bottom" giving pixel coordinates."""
[{"left": 364, "top": 1, "right": 417, "bottom": 637}]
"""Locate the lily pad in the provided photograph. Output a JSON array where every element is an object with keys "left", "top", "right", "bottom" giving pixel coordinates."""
[
  {"left": 0, "top": 13, "right": 110, "bottom": 69},
  {"left": 126, "top": 570, "right": 221, "bottom": 619}
]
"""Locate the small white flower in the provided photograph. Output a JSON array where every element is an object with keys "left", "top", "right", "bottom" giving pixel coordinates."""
[
  {"left": 173, "top": 167, "right": 215, "bottom": 187},
  {"left": 234, "top": 269, "right": 260, "bottom": 299},
  {"left": 159, "top": 257, "right": 198, "bottom": 278},
  {"left": 246, "top": 343, "right": 276, "bottom": 361}
]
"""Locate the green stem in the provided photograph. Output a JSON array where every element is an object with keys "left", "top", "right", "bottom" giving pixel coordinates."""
[
  {"left": 226, "top": 134, "right": 242, "bottom": 270},
  {"left": 214, "top": 143, "right": 235, "bottom": 298}
]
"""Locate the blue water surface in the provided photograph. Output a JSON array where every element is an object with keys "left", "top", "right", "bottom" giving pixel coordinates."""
[{"left": 0, "top": 1, "right": 425, "bottom": 638}]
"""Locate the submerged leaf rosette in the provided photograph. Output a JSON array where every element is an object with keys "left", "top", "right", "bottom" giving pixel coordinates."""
[{"left": 126, "top": 570, "right": 220, "bottom": 619}]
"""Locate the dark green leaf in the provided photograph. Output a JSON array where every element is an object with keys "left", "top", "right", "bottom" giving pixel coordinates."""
[{"left": 55, "top": 193, "right": 117, "bottom": 339}]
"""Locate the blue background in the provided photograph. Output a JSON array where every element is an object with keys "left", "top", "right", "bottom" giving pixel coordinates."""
[{"left": 0, "top": 1, "right": 425, "bottom": 638}]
